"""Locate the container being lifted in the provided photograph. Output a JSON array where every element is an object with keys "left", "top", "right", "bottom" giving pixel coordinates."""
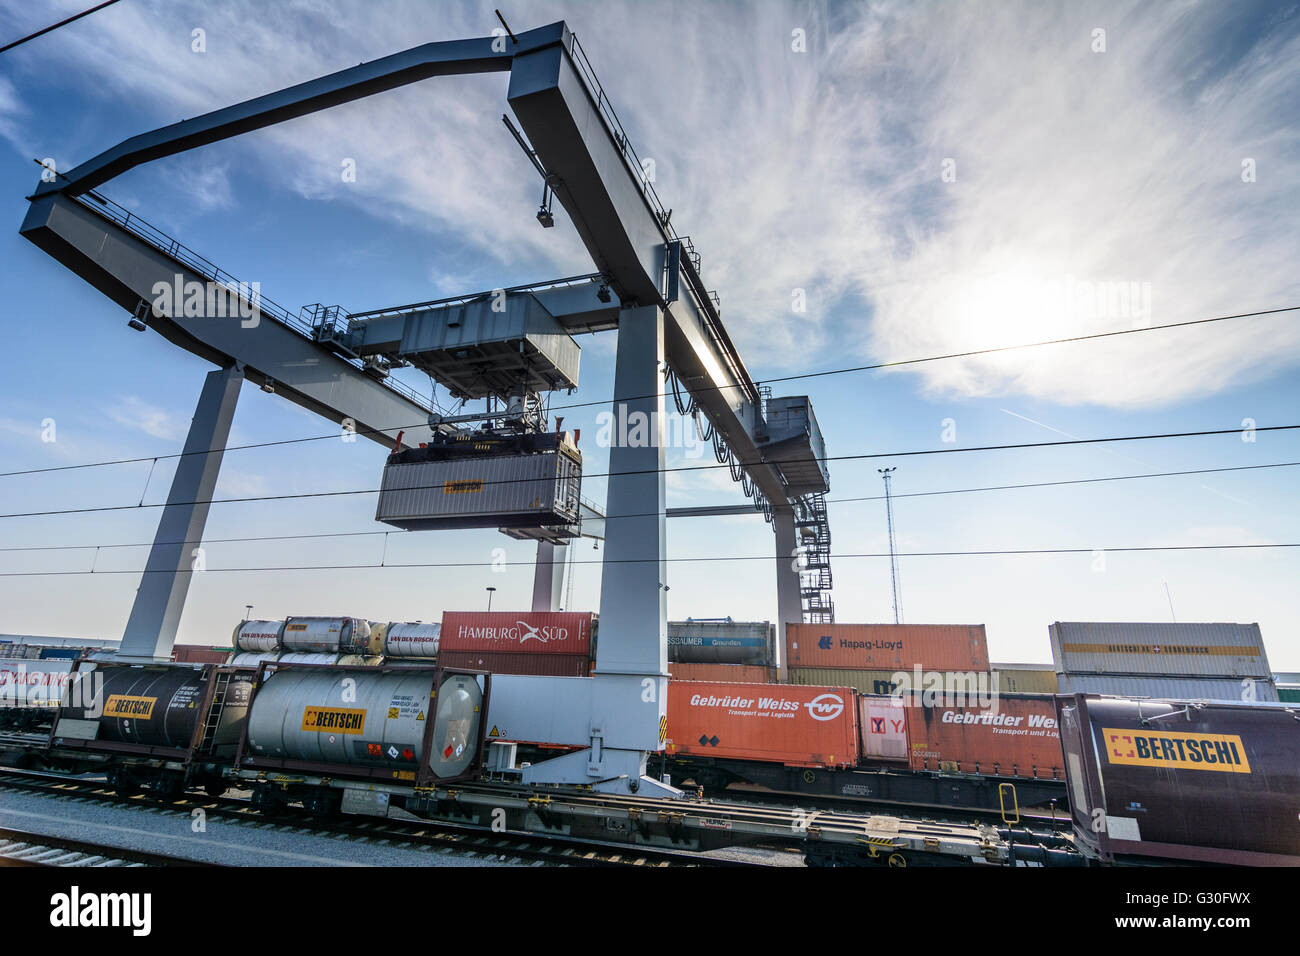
[{"left": 376, "top": 429, "right": 582, "bottom": 532}]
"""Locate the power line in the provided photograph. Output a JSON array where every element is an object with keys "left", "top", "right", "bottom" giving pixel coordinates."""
[
  {"left": 1, "top": 423, "right": 1295, "bottom": 522},
  {"left": 1, "top": 542, "right": 1294, "bottom": 577},
  {"left": 1, "top": 304, "right": 1293, "bottom": 481},
  {"left": 0, "top": 1, "right": 125, "bottom": 54},
  {"left": 5, "top": 457, "right": 1294, "bottom": 554},
  {"left": 2, "top": 458, "right": 1296, "bottom": 553}
]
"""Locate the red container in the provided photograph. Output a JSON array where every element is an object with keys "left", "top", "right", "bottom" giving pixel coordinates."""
[
  {"left": 172, "top": 644, "right": 231, "bottom": 664},
  {"left": 666, "top": 681, "right": 859, "bottom": 768},
  {"left": 786, "top": 623, "right": 989, "bottom": 672},
  {"left": 440, "top": 611, "right": 593, "bottom": 657},
  {"left": 438, "top": 650, "right": 591, "bottom": 677},
  {"left": 904, "top": 694, "right": 1064, "bottom": 779},
  {"left": 668, "top": 662, "right": 773, "bottom": 683}
]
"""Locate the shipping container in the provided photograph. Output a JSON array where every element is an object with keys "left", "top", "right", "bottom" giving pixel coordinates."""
[
  {"left": 1278, "top": 686, "right": 1300, "bottom": 703},
  {"left": 173, "top": 644, "right": 231, "bottom": 665},
  {"left": 1056, "top": 672, "right": 1278, "bottom": 702},
  {"left": 0, "top": 659, "right": 73, "bottom": 709},
  {"left": 438, "top": 650, "right": 591, "bottom": 677},
  {"left": 376, "top": 446, "right": 582, "bottom": 531},
  {"left": 1057, "top": 693, "right": 1300, "bottom": 865},
  {"left": 1049, "top": 621, "right": 1272, "bottom": 679},
  {"left": 440, "top": 611, "right": 594, "bottom": 658},
  {"left": 990, "top": 662, "right": 1058, "bottom": 694},
  {"left": 789, "top": 666, "right": 995, "bottom": 697},
  {"left": 786, "top": 623, "right": 989, "bottom": 672},
  {"left": 858, "top": 695, "right": 908, "bottom": 761},
  {"left": 904, "top": 693, "right": 1065, "bottom": 780},
  {"left": 665, "top": 680, "right": 859, "bottom": 768},
  {"left": 667, "top": 619, "right": 774, "bottom": 666},
  {"left": 669, "top": 662, "right": 773, "bottom": 683}
]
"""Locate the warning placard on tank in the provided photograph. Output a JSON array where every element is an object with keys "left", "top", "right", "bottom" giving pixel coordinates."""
[{"left": 387, "top": 694, "right": 422, "bottom": 720}]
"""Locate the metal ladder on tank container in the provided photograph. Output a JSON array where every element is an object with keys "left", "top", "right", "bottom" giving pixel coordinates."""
[{"left": 197, "top": 671, "right": 232, "bottom": 753}]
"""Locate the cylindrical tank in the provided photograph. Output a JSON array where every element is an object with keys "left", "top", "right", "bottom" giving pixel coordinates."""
[
  {"left": 668, "top": 620, "right": 773, "bottom": 666},
  {"left": 61, "top": 664, "right": 210, "bottom": 748},
  {"left": 280, "top": 617, "right": 370, "bottom": 655},
  {"left": 246, "top": 666, "right": 482, "bottom": 778},
  {"left": 428, "top": 671, "right": 485, "bottom": 779},
  {"left": 247, "top": 667, "right": 434, "bottom": 769},
  {"left": 230, "top": 651, "right": 279, "bottom": 666},
  {"left": 233, "top": 620, "right": 285, "bottom": 653},
  {"left": 378, "top": 622, "right": 442, "bottom": 658}
]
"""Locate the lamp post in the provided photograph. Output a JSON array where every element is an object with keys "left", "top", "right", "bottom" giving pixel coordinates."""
[{"left": 486, "top": 587, "right": 496, "bottom": 611}]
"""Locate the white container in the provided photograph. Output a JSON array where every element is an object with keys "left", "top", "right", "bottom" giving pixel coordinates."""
[
  {"left": 1049, "top": 622, "right": 1272, "bottom": 679},
  {"left": 858, "top": 694, "right": 909, "bottom": 761}
]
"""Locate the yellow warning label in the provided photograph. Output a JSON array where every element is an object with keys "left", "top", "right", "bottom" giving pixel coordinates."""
[
  {"left": 104, "top": 695, "right": 156, "bottom": 719},
  {"left": 301, "top": 706, "right": 366, "bottom": 734},
  {"left": 387, "top": 707, "right": 400, "bottom": 719},
  {"left": 659, "top": 715, "right": 667, "bottom": 744},
  {"left": 488, "top": 725, "right": 500, "bottom": 738},
  {"left": 1102, "top": 727, "right": 1251, "bottom": 773},
  {"left": 417, "top": 711, "right": 425, "bottom": 721}
]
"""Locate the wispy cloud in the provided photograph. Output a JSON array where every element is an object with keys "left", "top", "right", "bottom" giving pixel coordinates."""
[
  {"left": 107, "top": 396, "right": 184, "bottom": 440},
  {"left": 7, "top": 0, "right": 1299, "bottom": 411}
]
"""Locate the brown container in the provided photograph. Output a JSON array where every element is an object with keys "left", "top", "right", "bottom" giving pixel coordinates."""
[
  {"left": 440, "top": 611, "right": 594, "bottom": 657},
  {"left": 665, "top": 680, "right": 859, "bottom": 768},
  {"left": 668, "top": 662, "right": 773, "bottom": 683},
  {"left": 904, "top": 693, "right": 1064, "bottom": 779},
  {"left": 786, "top": 623, "right": 989, "bottom": 672},
  {"left": 438, "top": 649, "right": 591, "bottom": 677},
  {"left": 789, "top": 667, "right": 989, "bottom": 696},
  {"left": 172, "top": 644, "right": 232, "bottom": 665}
]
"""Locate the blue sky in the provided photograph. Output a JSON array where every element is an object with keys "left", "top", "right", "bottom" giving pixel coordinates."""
[{"left": 0, "top": 0, "right": 1297, "bottom": 667}]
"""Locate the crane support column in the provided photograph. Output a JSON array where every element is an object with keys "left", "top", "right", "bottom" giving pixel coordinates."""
[
  {"left": 595, "top": 304, "right": 668, "bottom": 678},
  {"left": 531, "top": 541, "right": 567, "bottom": 611},
  {"left": 773, "top": 509, "right": 803, "bottom": 680},
  {"left": 118, "top": 364, "right": 243, "bottom": 661}
]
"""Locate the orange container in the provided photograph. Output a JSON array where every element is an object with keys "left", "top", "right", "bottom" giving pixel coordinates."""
[
  {"left": 904, "top": 694, "right": 1064, "bottom": 780},
  {"left": 668, "top": 662, "right": 772, "bottom": 683},
  {"left": 665, "top": 681, "right": 859, "bottom": 768},
  {"left": 786, "top": 623, "right": 989, "bottom": 672}
]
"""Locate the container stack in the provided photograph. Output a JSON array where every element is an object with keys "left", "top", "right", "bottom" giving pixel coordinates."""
[
  {"left": 785, "top": 623, "right": 991, "bottom": 694},
  {"left": 1048, "top": 622, "right": 1279, "bottom": 702}
]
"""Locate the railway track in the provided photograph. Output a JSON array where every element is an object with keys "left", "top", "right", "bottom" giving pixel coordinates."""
[
  {"left": 0, "top": 769, "right": 770, "bottom": 868},
  {"left": 0, "top": 825, "right": 217, "bottom": 867}
]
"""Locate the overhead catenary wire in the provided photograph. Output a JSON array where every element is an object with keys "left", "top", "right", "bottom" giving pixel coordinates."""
[
  {"left": 1, "top": 424, "right": 1297, "bottom": 521},
  {"left": 0, "top": 304, "right": 1294, "bottom": 481},
  {"left": 0, "top": 542, "right": 1295, "bottom": 577},
  {"left": 2, "top": 463, "right": 1300, "bottom": 556},
  {"left": 0, "top": 0, "right": 124, "bottom": 55},
  {"left": 3, "top": 459, "right": 1296, "bottom": 554}
]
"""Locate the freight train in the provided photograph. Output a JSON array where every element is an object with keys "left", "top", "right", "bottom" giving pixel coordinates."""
[
  {"left": 1, "top": 657, "right": 1295, "bottom": 865},
  {"left": 4, "top": 658, "right": 487, "bottom": 808},
  {"left": 653, "top": 680, "right": 1069, "bottom": 813}
]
